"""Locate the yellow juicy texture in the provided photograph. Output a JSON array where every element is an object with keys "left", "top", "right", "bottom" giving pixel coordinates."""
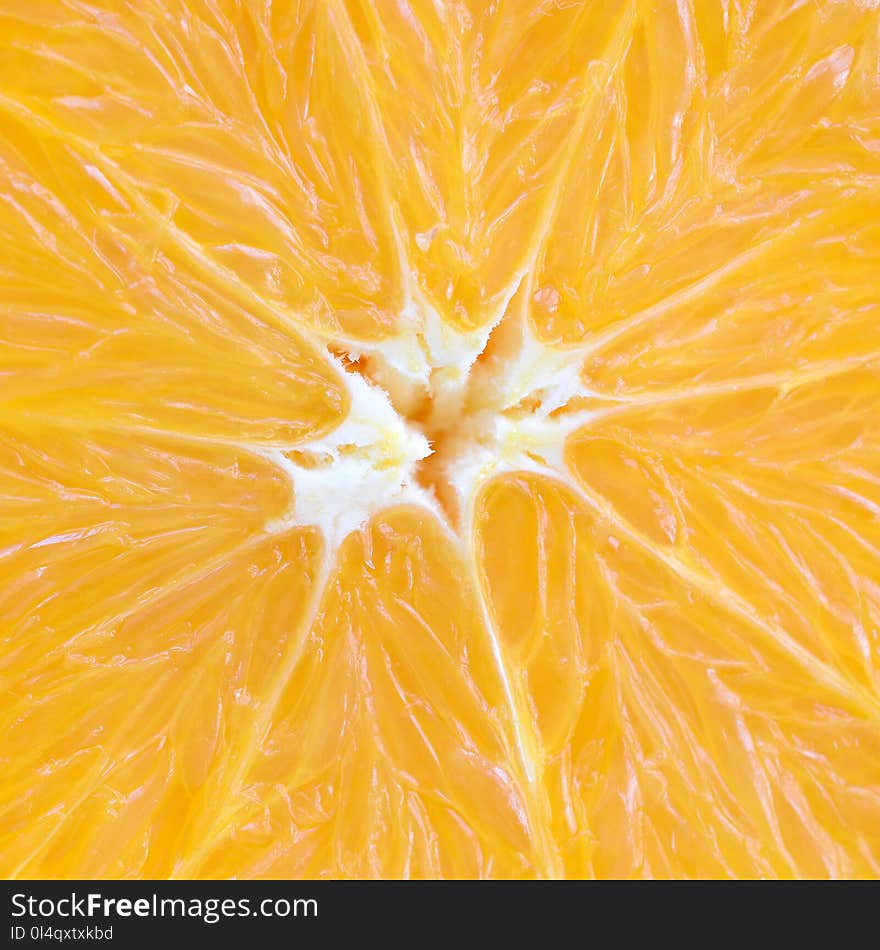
[{"left": 1, "top": 0, "right": 880, "bottom": 879}]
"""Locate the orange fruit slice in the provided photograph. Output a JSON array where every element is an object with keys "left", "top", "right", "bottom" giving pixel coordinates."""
[{"left": 1, "top": 0, "right": 879, "bottom": 878}]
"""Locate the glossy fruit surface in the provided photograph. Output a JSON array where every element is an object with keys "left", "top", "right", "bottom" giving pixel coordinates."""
[{"left": 1, "top": 1, "right": 879, "bottom": 878}]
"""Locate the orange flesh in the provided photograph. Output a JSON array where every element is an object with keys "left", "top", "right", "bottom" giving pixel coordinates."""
[{"left": 1, "top": 0, "right": 880, "bottom": 878}]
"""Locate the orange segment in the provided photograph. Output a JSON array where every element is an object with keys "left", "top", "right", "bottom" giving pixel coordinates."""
[
  {"left": 526, "top": 0, "right": 880, "bottom": 345},
  {"left": 342, "top": 0, "right": 635, "bottom": 330},
  {"left": 567, "top": 371, "right": 880, "bottom": 694},
  {"left": 191, "top": 510, "right": 537, "bottom": 879},
  {"left": 0, "top": 424, "right": 291, "bottom": 670},
  {"left": 476, "top": 473, "right": 880, "bottom": 878},
  {"left": 0, "top": 112, "right": 347, "bottom": 441},
  {"left": 1, "top": 528, "right": 324, "bottom": 878},
  {"left": 1, "top": 0, "right": 408, "bottom": 341}
]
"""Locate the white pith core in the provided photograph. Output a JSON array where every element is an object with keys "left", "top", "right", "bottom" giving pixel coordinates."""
[{"left": 265, "top": 291, "right": 592, "bottom": 551}]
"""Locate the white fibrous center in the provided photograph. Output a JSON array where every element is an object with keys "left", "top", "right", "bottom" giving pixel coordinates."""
[{"left": 268, "top": 293, "right": 591, "bottom": 549}]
